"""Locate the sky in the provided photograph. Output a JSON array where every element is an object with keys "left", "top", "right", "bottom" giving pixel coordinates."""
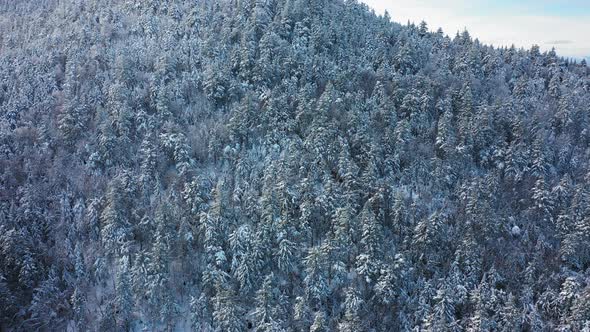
[{"left": 361, "top": 0, "right": 590, "bottom": 62}]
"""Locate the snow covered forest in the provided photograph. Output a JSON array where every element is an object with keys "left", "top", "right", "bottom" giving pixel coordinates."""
[{"left": 1, "top": 0, "right": 590, "bottom": 330}]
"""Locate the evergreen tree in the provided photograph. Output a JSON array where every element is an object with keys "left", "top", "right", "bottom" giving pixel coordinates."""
[
  {"left": 114, "top": 255, "right": 133, "bottom": 330},
  {"left": 339, "top": 287, "right": 364, "bottom": 332},
  {"left": 356, "top": 200, "right": 383, "bottom": 283}
]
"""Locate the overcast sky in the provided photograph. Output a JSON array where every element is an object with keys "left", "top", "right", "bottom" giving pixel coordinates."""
[{"left": 361, "top": 0, "right": 590, "bottom": 62}]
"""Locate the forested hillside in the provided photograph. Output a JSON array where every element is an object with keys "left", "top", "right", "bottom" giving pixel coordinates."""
[{"left": 1, "top": 0, "right": 590, "bottom": 330}]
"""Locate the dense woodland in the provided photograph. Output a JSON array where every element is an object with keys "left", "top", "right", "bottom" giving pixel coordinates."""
[{"left": 1, "top": 0, "right": 590, "bottom": 330}]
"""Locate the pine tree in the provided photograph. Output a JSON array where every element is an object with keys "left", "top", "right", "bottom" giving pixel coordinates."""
[
  {"left": 58, "top": 103, "right": 87, "bottom": 146},
  {"left": 212, "top": 282, "right": 244, "bottom": 332},
  {"left": 114, "top": 255, "right": 133, "bottom": 330},
  {"left": 310, "top": 310, "right": 328, "bottom": 332},
  {"left": 561, "top": 181, "right": 590, "bottom": 268},
  {"left": 100, "top": 172, "right": 134, "bottom": 256},
  {"left": 253, "top": 273, "right": 285, "bottom": 331},
  {"left": 435, "top": 98, "right": 456, "bottom": 159},
  {"left": 190, "top": 293, "right": 213, "bottom": 331},
  {"left": 339, "top": 287, "right": 364, "bottom": 332},
  {"left": 71, "top": 286, "right": 86, "bottom": 330},
  {"left": 332, "top": 206, "right": 357, "bottom": 265},
  {"left": 146, "top": 203, "right": 176, "bottom": 324},
  {"left": 356, "top": 201, "right": 383, "bottom": 283},
  {"left": 276, "top": 228, "right": 297, "bottom": 274},
  {"left": 304, "top": 244, "right": 330, "bottom": 302},
  {"left": 430, "top": 287, "right": 457, "bottom": 331}
]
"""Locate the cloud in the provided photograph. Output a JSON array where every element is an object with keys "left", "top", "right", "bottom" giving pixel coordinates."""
[{"left": 546, "top": 40, "right": 573, "bottom": 45}]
